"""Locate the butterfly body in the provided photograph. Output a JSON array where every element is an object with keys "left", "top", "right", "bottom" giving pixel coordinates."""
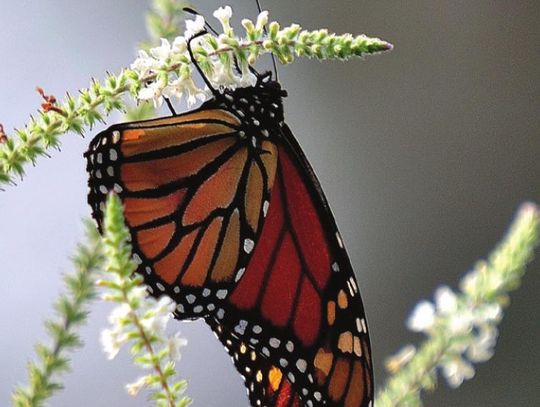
[{"left": 86, "top": 77, "right": 373, "bottom": 406}]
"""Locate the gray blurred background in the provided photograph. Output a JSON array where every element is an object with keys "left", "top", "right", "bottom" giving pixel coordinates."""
[{"left": 1, "top": 1, "right": 538, "bottom": 406}]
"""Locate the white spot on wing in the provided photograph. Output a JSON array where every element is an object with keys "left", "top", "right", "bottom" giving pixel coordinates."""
[
  {"left": 109, "top": 149, "right": 118, "bottom": 161},
  {"left": 216, "top": 289, "right": 228, "bottom": 299},
  {"left": 193, "top": 305, "right": 203, "bottom": 313},
  {"left": 235, "top": 268, "right": 246, "bottom": 282},
  {"left": 336, "top": 232, "right": 344, "bottom": 248},
  {"left": 286, "top": 341, "right": 294, "bottom": 352},
  {"left": 132, "top": 254, "right": 142, "bottom": 265},
  {"left": 244, "top": 238, "right": 254, "bottom": 254},
  {"left": 269, "top": 338, "right": 280, "bottom": 348}
]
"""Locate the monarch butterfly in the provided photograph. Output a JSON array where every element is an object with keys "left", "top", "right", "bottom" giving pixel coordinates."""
[{"left": 86, "top": 28, "right": 373, "bottom": 407}]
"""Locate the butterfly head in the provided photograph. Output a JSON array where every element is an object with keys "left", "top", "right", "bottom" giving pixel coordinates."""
[{"left": 212, "top": 72, "right": 287, "bottom": 138}]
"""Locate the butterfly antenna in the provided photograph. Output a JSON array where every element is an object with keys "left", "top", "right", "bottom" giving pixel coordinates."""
[
  {"left": 187, "top": 31, "right": 219, "bottom": 97},
  {"left": 164, "top": 97, "right": 177, "bottom": 115},
  {"left": 255, "top": 0, "right": 279, "bottom": 81}
]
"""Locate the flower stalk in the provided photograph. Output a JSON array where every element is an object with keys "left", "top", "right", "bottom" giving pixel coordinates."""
[
  {"left": 376, "top": 203, "right": 540, "bottom": 407},
  {"left": 0, "top": 6, "right": 392, "bottom": 188},
  {"left": 98, "top": 194, "right": 190, "bottom": 407},
  {"left": 11, "top": 221, "right": 103, "bottom": 407}
]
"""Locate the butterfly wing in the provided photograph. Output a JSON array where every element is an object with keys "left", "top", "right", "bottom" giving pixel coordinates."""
[
  {"left": 207, "top": 318, "right": 303, "bottom": 407},
  {"left": 86, "top": 107, "right": 278, "bottom": 318},
  {"left": 208, "top": 123, "right": 373, "bottom": 407}
]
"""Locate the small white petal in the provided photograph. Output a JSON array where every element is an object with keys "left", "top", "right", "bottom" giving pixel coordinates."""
[
  {"left": 150, "top": 38, "right": 172, "bottom": 61},
  {"left": 407, "top": 301, "right": 435, "bottom": 332},
  {"left": 435, "top": 286, "right": 457, "bottom": 315},
  {"left": 168, "top": 332, "right": 188, "bottom": 361},
  {"left": 255, "top": 11, "right": 269, "bottom": 31},
  {"left": 441, "top": 357, "right": 475, "bottom": 388},
  {"left": 213, "top": 6, "right": 232, "bottom": 26},
  {"left": 449, "top": 309, "right": 473, "bottom": 335},
  {"left": 126, "top": 376, "right": 148, "bottom": 396},
  {"left": 185, "top": 15, "right": 206, "bottom": 39},
  {"left": 172, "top": 36, "right": 187, "bottom": 53}
]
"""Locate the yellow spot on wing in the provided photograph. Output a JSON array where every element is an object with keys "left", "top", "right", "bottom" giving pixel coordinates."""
[
  {"left": 327, "top": 300, "right": 336, "bottom": 326},
  {"left": 338, "top": 289, "right": 348, "bottom": 309},
  {"left": 338, "top": 331, "right": 353, "bottom": 354},
  {"left": 268, "top": 366, "right": 283, "bottom": 392}
]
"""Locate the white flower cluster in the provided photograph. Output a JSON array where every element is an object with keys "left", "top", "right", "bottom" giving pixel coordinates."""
[
  {"left": 131, "top": 6, "right": 262, "bottom": 108},
  {"left": 406, "top": 284, "right": 502, "bottom": 388},
  {"left": 98, "top": 280, "right": 188, "bottom": 397}
]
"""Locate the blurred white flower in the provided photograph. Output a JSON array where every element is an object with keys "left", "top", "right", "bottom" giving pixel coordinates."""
[
  {"left": 448, "top": 308, "right": 474, "bottom": 335},
  {"left": 467, "top": 325, "right": 498, "bottom": 362},
  {"left": 460, "top": 269, "right": 481, "bottom": 296},
  {"left": 162, "top": 76, "right": 207, "bottom": 107},
  {"left": 434, "top": 286, "right": 457, "bottom": 314},
  {"left": 130, "top": 50, "right": 157, "bottom": 78},
  {"left": 213, "top": 6, "right": 233, "bottom": 34},
  {"left": 441, "top": 357, "right": 475, "bottom": 388},
  {"left": 138, "top": 82, "right": 165, "bottom": 108},
  {"left": 101, "top": 328, "right": 128, "bottom": 360},
  {"left": 168, "top": 332, "right": 189, "bottom": 361},
  {"left": 130, "top": 285, "right": 150, "bottom": 301},
  {"left": 154, "top": 295, "right": 177, "bottom": 315},
  {"left": 407, "top": 301, "right": 435, "bottom": 332},
  {"left": 108, "top": 303, "right": 131, "bottom": 325},
  {"left": 150, "top": 38, "right": 172, "bottom": 62},
  {"left": 255, "top": 11, "right": 269, "bottom": 32},
  {"left": 172, "top": 36, "right": 187, "bottom": 54},
  {"left": 126, "top": 376, "right": 149, "bottom": 396},
  {"left": 185, "top": 15, "right": 206, "bottom": 39},
  {"left": 477, "top": 303, "right": 502, "bottom": 324}
]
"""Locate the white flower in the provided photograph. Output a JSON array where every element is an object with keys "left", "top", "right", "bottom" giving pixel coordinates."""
[
  {"left": 441, "top": 357, "right": 475, "bottom": 388},
  {"left": 407, "top": 301, "right": 435, "bottom": 332},
  {"left": 460, "top": 269, "right": 481, "bottom": 296},
  {"left": 434, "top": 286, "right": 457, "bottom": 315},
  {"left": 168, "top": 332, "right": 188, "bottom": 361},
  {"left": 100, "top": 328, "right": 128, "bottom": 360},
  {"left": 162, "top": 76, "right": 207, "bottom": 107},
  {"left": 154, "top": 295, "right": 177, "bottom": 315},
  {"left": 150, "top": 38, "right": 172, "bottom": 62},
  {"left": 184, "top": 78, "right": 208, "bottom": 107},
  {"left": 255, "top": 11, "right": 269, "bottom": 32},
  {"left": 238, "top": 71, "right": 257, "bottom": 87},
  {"left": 131, "top": 50, "right": 157, "bottom": 78},
  {"left": 213, "top": 6, "right": 233, "bottom": 34},
  {"left": 479, "top": 303, "right": 502, "bottom": 323},
  {"left": 172, "top": 36, "right": 187, "bottom": 54},
  {"left": 467, "top": 325, "right": 498, "bottom": 362},
  {"left": 211, "top": 63, "right": 239, "bottom": 88},
  {"left": 126, "top": 375, "right": 149, "bottom": 396},
  {"left": 108, "top": 303, "right": 131, "bottom": 325},
  {"left": 138, "top": 81, "right": 165, "bottom": 108},
  {"left": 130, "top": 285, "right": 149, "bottom": 301},
  {"left": 184, "top": 15, "right": 206, "bottom": 39},
  {"left": 448, "top": 308, "right": 474, "bottom": 335}
]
